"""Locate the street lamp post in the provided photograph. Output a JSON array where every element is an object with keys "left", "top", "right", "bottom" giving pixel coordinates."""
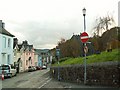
[
  {"left": 83, "top": 8, "right": 86, "bottom": 32},
  {"left": 82, "top": 8, "right": 87, "bottom": 84}
]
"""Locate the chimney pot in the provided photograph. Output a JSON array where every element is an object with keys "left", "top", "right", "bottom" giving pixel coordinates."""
[{"left": 2, "top": 23, "right": 5, "bottom": 28}]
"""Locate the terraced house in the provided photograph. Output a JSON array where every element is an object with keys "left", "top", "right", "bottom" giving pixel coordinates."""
[
  {"left": 14, "top": 40, "right": 35, "bottom": 73},
  {"left": 0, "top": 20, "right": 14, "bottom": 64},
  {"left": 34, "top": 49, "right": 52, "bottom": 67}
]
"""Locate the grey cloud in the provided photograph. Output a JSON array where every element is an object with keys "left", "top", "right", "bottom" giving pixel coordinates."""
[{"left": 13, "top": 17, "right": 84, "bottom": 49}]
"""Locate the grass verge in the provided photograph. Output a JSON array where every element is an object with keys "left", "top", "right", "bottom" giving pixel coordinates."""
[{"left": 52, "top": 49, "right": 119, "bottom": 66}]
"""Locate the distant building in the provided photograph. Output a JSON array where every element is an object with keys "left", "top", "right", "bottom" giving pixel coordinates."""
[
  {"left": 34, "top": 49, "right": 52, "bottom": 67},
  {"left": 0, "top": 20, "right": 15, "bottom": 64},
  {"left": 34, "top": 49, "right": 43, "bottom": 67},
  {"left": 118, "top": 1, "right": 120, "bottom": 27},
  {"left": 34, "top": 50, "right": 38, "bottom": 66}
]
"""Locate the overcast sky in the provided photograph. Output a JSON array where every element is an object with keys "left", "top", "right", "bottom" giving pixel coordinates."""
[{"left": 0, "top": 0, "right": 119, "bottom": 49}]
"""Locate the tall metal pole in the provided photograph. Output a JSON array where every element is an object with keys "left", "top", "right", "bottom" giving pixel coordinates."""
[
  {"left": 83, "top": 8, "right": 87, "bottom": 84},
  {"left": 84, "top": 14, "right": 86, "bottom": 32},
  {"left": 84, "top": 43, "right": 87, "bottom": 84}
]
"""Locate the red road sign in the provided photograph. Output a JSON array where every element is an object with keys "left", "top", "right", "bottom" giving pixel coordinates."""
[{"left": 80, "top": 32, "right": 89, "bottom": 43}]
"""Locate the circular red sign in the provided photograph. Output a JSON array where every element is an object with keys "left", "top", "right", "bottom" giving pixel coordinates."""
[{"left": 80, "top": 32, "right": 89, "bottom": 43}]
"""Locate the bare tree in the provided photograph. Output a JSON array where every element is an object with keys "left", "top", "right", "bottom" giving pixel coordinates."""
[
  {"left": 102, "top": 15, "right": 115, "bottom": 30},
  {"left": 58, "top": 38, "right": 66, "bottom": 46},
  {"left": 93, "top": 14, "right": 115, "bottom": 36}
]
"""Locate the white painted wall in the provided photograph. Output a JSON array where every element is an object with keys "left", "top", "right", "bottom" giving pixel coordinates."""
[
  {"left": 0, "top": 20, "right": 3, "bottom": 64},
  {"left": 0, "top": 34, "right": 2, "bottom": 64},
  {"left": 0, "top": 20, "right": 14, "bottom": 65},
  {"left": 1, "top": 34, "right": 14, "bottom": 64}
]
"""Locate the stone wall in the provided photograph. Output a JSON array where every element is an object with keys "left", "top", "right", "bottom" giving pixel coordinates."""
[{"left": 50, "top": 61, "right": 120, "bottom": 87}]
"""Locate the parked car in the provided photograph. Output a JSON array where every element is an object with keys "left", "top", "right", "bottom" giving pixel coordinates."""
[
  {"left": 28, "top": 66, "right": 34, "bottom": 72},
  {"left": 28, "top": 66, "right": 37, "bottom": 72},
  {"left": 0, "top": 64, "right": 17, "bottom": 78},
  {"left": 36, "top": 66, "right": 42, "bottom": 70},
  {"left": 42, "top": 65, "right": 47, "bottom": 69},
  {"left": 33, "top": 66, "right": 37, "bottom": 71}
]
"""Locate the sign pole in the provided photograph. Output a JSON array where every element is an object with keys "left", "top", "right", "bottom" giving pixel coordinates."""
[
  {"left": 84, "top": 43, "right": 87, "bottom": 84},
  {"left": 58, "top": 55, "right": 60, "bottom": 81},
  {"left": 56, "top": 48, "right": 60, "bottom": 81}
]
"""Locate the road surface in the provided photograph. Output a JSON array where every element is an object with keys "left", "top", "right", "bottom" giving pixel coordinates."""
[{"left": 0, "top": 68, "right": 115, "bottom": 89}]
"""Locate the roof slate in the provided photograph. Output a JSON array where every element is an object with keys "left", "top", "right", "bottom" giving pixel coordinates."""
[{"left": 0, "top": 28, "right": 15, "bottom": 37}]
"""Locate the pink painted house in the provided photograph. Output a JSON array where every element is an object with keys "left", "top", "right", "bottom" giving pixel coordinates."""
[{"left": 22, "top": 41, "right": 35, "bottom": 71}]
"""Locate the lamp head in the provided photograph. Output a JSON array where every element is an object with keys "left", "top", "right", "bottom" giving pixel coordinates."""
[{"left": 82, "top": 8, "right": 86, "bottom": 16}]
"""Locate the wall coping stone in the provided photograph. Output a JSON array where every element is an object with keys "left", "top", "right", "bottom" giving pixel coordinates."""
[{"left": 51, "top": 61, "right": 119, "bottom": 68}]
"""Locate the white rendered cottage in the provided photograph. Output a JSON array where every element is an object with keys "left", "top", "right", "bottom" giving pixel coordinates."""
[{"left": 0, "top": 20, "right": 14, "bottom": 64}]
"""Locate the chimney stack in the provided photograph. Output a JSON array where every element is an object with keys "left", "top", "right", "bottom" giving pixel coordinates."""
[
  {"left": 22, "top": 40, "right": 28, "bottom": 45},
  {"left": 0, "top": 20, "right": 2, "bottom": 28},
  {"left": 0, "top": 20, "right": 5, "bottom": 29},
  {"left": 2, "top": 22, "right": 5, "bottom": 28},
  {"left": 14, "top": 38, "right": 18, "bottom": 45}
]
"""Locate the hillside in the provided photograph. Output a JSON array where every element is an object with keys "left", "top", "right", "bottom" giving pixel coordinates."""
[
  {"left": 89, "top": 27, "right": 120, "bottom": 51},
  {"left": 52, "top": 49, "right": 119, "bottom": 66},
  {"left": 51, "top": 27, "right": 120, "bottom": 58}
]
